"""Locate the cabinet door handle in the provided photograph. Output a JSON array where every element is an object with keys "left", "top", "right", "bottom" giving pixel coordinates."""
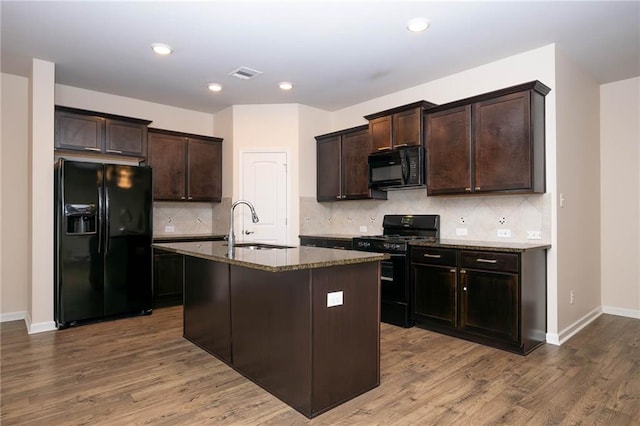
[
  {"left": 84, "top": 147, "right": 101, "bottom": 152},
  {"left": 106, "top": 149, "right": 123, "bottom": 154},
  {"left": 465, "top": 187, "right": 472, "bottom": 192},
  {"left": 450, "top": 268, "right": 456, "bottom": 273},
  {"left": 394, "top": 143, "right": 409, "bottom": 148},
  {"left": 463, "top": 286, "right": 468, "bottom": 291},
  {"left": 381, "top": 277, "right": 393, "bottom": 282},
  {"left": 336, "top": 195, "right": 342, "bottom": 200},
  {"left": 180, "top": 196, "right": 186, "bottom": 200},
  {"left": 476, "top": 258, "right": 498, "bottom": 264},
  {"left": 377, "top": 147, "right": 392, "bottom": 151},
  {"left": 188, "top": 197, "right": 193, "bottom": 200},
  {"left": 423, "top": 254, "right": 441, "bottom": 258},
  {"left": 460, "top": 269, "right": 466, "bottom": 274},
  {"left": 475, "top": 186, "right": 481, "bottom": 190}
]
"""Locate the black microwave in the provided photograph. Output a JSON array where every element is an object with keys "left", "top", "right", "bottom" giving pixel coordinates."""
[{"left": 368, "top": 146, "right": 424, "bottom": 190}]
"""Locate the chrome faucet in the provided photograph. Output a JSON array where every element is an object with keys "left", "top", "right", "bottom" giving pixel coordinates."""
[{"left": 228, "top": 200, "right": 259, "bottom": 255}]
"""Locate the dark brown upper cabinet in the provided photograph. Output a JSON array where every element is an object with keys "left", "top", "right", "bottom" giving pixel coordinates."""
[
  {"left": 147, "top": 128, "right": 223, "bottom": 202},
  {"left": 315, "top": 125, "right": 386, "bottom": 202},
  {"left": 364, "top": 101, "right": 437, "bottom": 153},
  {"left": 54, "top": 106, "right": 151, "bottom": 158},
  {"left": 425, "top": 81, "right": 550, "bottom": 196}
]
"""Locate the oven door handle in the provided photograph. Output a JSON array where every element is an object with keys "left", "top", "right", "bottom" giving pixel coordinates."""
[{"left": 380, "top": 276, "right": 394, "bottom": 282}]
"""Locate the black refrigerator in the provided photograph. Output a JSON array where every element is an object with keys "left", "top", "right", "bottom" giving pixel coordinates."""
[{"left": 54, "top": 159, "right": 153, "bottom": 328}]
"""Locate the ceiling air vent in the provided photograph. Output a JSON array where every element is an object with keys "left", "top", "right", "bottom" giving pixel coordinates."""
[{"left": 229, "top": 66, "right": 263, "bottom": 80}]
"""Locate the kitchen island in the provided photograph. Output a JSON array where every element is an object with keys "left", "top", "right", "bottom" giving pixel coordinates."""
[{"left": 152, "top": 241, "right": 386, "bottom": 418}]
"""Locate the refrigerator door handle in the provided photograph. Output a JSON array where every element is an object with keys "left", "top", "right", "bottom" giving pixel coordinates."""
[
  {"left": 105, "top": 187, "right": 110, "bottom": 254},
  {"left": 98, "top": 187, "right": 103, "bottom": 254}
]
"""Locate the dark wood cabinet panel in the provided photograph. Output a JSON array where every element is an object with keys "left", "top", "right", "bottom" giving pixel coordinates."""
[
  {"left": 316, "top": 135, "right": 342, "bottom": 201},
  {"left": 474, "top": 91, "right": 531, "bottom": 192},
  {"left": 426, "top": 106, "right": 472, "bottom": 194},
  {"left": 105, "top": 119, "right": 147, "bottom": 157},
  {"left": 369, "top": 116, "right": 392, "bottom": 152},
  {"left": 410, "top": 245, "right": 547, "bottom": 355},
  {"left": 55, "top": 109, "right": 104, "bottom": 152},
  {"left": 183, "top": 257, "right": 231, "bottom": 363},
  {"left": 147, "top": 129, "right": 222, "bottom": 202},
  {"left": 413, "top": 264, "right": 457, "bottom": 327},
  {"left": 425, "top": 81, "right": 549, "bottom": 196},
  {"left": 365, "top": 101, "right": 436, "bottom": 154},
  {"left": 459, "top": 269, "right": 518, "bottom": 343},
  {"left": 147, "top": 132, "right": 187, "bottom": 200},
  {"left": 315, "top": 125, "right": 385, "bottom": 202},
  {"left": 153, "top": 250, "right": 183, "bottom": 308},
  {"left": 187, "top": 138, "right": 222, "bottom": 201},
  {"left": 393, "top": 107, "right": 422, "bottom": 148},
  {"left": 54, "top": 106, "right": 150, "bottom": 158},
  {"left": 341, "top": 128, "right": 370, "bottom": 198}
]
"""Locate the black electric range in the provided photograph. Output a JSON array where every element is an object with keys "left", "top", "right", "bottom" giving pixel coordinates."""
[{"left": 352, "top": 215, "right": 439, "bottom": 327}]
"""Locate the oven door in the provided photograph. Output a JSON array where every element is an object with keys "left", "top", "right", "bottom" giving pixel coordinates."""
[{"left": 380, "top": 253, "right": 407, "bottom": 304}]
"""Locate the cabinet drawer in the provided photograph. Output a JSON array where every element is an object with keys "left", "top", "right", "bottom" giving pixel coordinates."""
[
  {"left": 459, "top": 250, "right": 519, "bottom": 273},
  {"left": 410, "top": 247, "right": 457, "bottom": 266}
]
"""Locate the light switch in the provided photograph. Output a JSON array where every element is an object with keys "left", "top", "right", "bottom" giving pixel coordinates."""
[{"left": 327, "top": 291, "right": 343, "bottom": 307}]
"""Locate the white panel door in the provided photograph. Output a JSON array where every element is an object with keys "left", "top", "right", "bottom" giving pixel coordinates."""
[{"left": 240, "top": 151, "right": 288, "bottom": 244}]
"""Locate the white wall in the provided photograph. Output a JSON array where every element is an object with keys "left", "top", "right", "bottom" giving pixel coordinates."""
[
  {"left": 0, "top": 74, "right": 30, "bottom": 319},
  {"left": 553, "top": 50, "right": 602, "bottom": 340},
  {"left": 600, "top": 77, "right": 640, "bottom": 318},
  {"left": 229, "top": 104, "right": 301, "bottom": 244}
]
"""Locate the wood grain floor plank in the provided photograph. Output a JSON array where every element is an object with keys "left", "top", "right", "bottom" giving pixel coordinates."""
[{"left": 2, "top": 307, "right": 638, "bottom": 425}]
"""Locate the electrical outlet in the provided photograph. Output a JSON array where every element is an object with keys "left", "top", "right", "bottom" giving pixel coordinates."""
[
  {"left": 164, "top": 225, "right": 175, "bottom": 233},
  {"left": 570, "top": 290, "right": 575, "bottom": 305},
  {"left": 327, "top": 291, "right": 343, "bottom": 307},
  {"left": 527, "top": 231, "right": 542, "bottom": 240},
  {"left": 497, "top": 229, "right": 511, "bottom": 238},
  {"left": 459, "top": 217, "right": 466, "bottom": 224},
  {"left": 359, "top": 225, "right": 367, "bottom": 233},
  {"left": 456, "top": 228, "right": 468, "bottom": 236}
]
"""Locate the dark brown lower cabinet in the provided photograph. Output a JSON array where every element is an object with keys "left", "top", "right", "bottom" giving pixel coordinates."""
[
  {"left": 152, "top": 249, "right": 183, "bottom": 308},
  {"left": 182, "top": 257, "right": 381, "bottom": 418},
  {"left": 411, "top": 245, "right": 547, "bottom": 355}
]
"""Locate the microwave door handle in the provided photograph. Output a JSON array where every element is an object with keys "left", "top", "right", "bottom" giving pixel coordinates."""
[{"left": 400, "top": 154, "right": 409, "bottom": 184}]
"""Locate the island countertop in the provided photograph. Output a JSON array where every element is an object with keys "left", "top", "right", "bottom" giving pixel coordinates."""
[{"left": 153, "top": 241, "right": 387, "bottom": 272}]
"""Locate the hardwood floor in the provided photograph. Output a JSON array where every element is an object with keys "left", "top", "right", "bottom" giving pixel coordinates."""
[{"left": 1, "top": 307, "right": 638, "bottom": 425}]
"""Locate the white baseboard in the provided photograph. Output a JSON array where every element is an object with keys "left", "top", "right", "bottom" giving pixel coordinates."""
[
  {"left": 24, "top": 312, "right": 57, "bottom": 334},
  {"left": 602, "top": 305, "right": 640, "bottom": 319},
  {"left": 546, "top": 306, "right": 603, "bottom": 346},
  {"left": 0, "top": 311, "right": 27, "bottom": 322}
]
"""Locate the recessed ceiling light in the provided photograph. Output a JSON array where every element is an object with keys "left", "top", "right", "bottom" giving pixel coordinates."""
[
  {"left": 279, "top": 82, "right": 293, "bottom": 90},
  {"left": 208, "top": 83, "right": 222, "bottom": 92},
  {"left": 151, "top": 43, "right": 172, "bottom": 55},
  {"left": 407, "top": 18, "right": 430, "bottom": 33}
]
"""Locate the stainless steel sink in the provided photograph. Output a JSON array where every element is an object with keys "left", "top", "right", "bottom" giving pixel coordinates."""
[{"left": 225, "top": 243, "right": 294, "bottom": 250}]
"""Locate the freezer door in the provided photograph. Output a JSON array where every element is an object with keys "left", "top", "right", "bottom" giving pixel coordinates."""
[
  {"left": 103, "top": 164, "right": 153, "bottom": 316},
  {"left": 55, "top": 160, "right": 104, "bottom": 326}
]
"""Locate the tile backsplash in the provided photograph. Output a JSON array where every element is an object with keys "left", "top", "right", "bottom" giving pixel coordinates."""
[
  {"left": 300, "top": 189, "right": 551, "bottom": 243},
  {"left": 153, "top": 198, "right": 231, "bottom": 236}
]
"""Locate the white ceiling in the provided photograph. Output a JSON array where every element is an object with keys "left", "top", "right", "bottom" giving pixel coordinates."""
[{"left": 2, "top": 1, "right": 639, "bottom": 114}]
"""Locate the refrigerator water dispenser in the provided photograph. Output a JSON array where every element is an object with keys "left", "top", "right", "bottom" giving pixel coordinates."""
[{"left": 65, "top": 204, "right": 97, "bottom": 234}]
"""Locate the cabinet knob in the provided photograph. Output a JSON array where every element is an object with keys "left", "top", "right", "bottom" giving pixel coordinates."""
[
  {"left": 180, "top": 197, "right": 186, "bottom": 200},
  {"left": 475, "top": 186, "right": 481, "bottom": 190},
  {"left": 188, "top": 197, "right": 193, "bottom": 200},
  {"left": 460, "top": 269, "right": 466, "bottom": 274},
  {"left": 463, "top": 286, "right": 468, "bottom": 291},
  {"left": 450, "top": 268, "right": 456, "bottom": 273}
]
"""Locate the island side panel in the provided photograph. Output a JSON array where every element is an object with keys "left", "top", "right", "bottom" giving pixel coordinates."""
[
  {"left": 230, "top": 266, "right": 313, "bottom": 417},
  {"left": 311, "top": 262, "right": 381, "bottom": 416},
  {"left": 183, "top": 257, "right": 231, "bottom": 363}
]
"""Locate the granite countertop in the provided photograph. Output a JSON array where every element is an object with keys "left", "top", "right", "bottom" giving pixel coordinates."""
[
  {"left": 153, "top": 234, "right": 227, "bottom": 243},
  {"left": 153, "top": 241, "right": 387, "bottom": 273},
  {"left": 410, "top": 239, "right": 551, "bottom": 253}
]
